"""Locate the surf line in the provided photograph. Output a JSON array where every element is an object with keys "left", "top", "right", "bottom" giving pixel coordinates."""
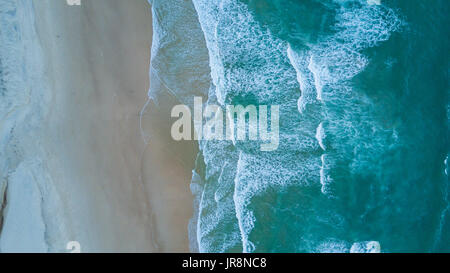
[{"left": 171, "top": 97, "right": 280, "bottom": 151}]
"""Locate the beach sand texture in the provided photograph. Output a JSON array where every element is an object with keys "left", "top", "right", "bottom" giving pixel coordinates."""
[{"left": 0, "top": 0, "right": 193, "bottom": 252}]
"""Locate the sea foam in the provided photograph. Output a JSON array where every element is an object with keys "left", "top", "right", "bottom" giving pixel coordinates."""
[
  {"left": 188, "top": 0, "right": 403, "bottom": 252},
  {"left": 148, "top": 0, "right": 411, "bottom": 252},
  {"left": 0, "top": 0, "right": 67, "bottom": 252}
]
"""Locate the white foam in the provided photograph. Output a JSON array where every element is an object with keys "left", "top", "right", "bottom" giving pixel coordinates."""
[
  {"left": 350, "top": 241, "right": 381, "bottom": 253},
  {"left": 0, "top": 0, "right": 68, "bottom": 252},
  {"left": 316, "top": 240, "right": 349, "bottom": 253},
  {"left": 445, "top": 155, "right": 448, "bottom": 176},
  {"left": 308, "top": 56, "right": 325, "bottom": 102},
  {"left": 192, "top": 0, "right": 302, "bottom": 252},
  {"left": 367, "top": 0, "right": 381, "bottom": 5},
  {"left": 287, "top": 45, "right": 318, "bottom": 113},
  {"left": 190, "top": 0, "right": 402, "bottom": 252},
  {"left": 315, "top": 122, "right": 326, "bottom": 151},
  {"left": 0, "top": 161, "right": 47, "bottom": 252},
  {"left": 320, "top": 154, "right": 333, "bottom": 195}
]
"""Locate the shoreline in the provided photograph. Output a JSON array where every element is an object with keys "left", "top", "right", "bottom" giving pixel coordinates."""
[{"left": 29, "top": 0, "right": 193, "bottom": 252}]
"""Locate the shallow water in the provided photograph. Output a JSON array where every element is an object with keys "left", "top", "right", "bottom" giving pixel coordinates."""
[{"left": 0, "top": 0, "right": 62, "bottom": 252}]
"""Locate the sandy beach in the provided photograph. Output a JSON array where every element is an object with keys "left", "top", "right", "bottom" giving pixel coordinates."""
[
  {"left": 1, "top": 0, "right": 448, "bottom": 255},
  {"left": 30, "top": 0, "right": 193, "bottom": 252}
]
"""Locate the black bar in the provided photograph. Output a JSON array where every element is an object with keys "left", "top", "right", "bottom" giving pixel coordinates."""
[{"left": 0, "top": 253, "right": 447, "bottom": 272}]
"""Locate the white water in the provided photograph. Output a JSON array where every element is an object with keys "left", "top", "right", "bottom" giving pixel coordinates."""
[{"left": 0, "top": 0, "right": 67, "bottom": 252}]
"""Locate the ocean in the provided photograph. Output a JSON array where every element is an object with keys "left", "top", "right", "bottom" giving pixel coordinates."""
[
  {"left": 148, "top": 0, "right": 449, "bottom": 253},
  {"left": 0, "top": 0, "right": 448, "bottom": 253}
]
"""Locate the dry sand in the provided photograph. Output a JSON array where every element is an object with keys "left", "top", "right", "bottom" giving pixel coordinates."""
[{"left": 33, "top": 0, "right": 194, "bottom": 252}]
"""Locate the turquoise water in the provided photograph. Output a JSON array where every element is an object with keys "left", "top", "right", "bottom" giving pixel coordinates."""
[{"left": 148, "top": 0, "right": 449, "bottom": 252}]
